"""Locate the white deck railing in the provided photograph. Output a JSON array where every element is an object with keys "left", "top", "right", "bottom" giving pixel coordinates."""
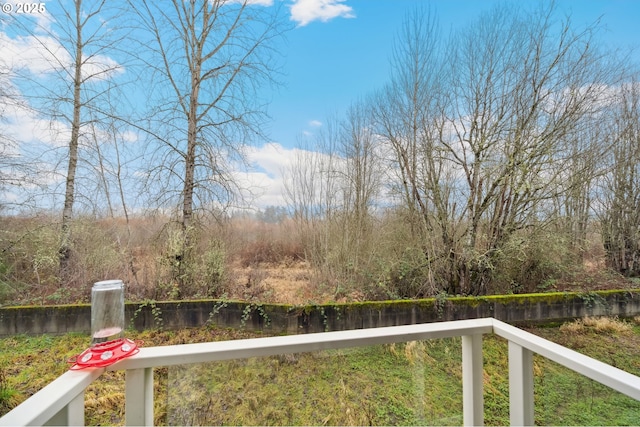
[{"left": 1, "top": 317, "right": 640, "bottom": 426}]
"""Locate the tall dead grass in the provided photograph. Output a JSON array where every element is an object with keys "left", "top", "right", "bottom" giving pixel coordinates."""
[{"left": 560, "top": 316, "right": 633, "bottom": 335}]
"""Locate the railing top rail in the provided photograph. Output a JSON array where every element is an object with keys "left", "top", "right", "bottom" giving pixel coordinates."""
[
  {"left": 109, "top": 318, "right": 494, "bottom": 371},
  {"left": 492, "top": 319, "right": 640, "bottom": 401},
  {"left": 0, "top": 368, "right": 104, "bottom": 427}
]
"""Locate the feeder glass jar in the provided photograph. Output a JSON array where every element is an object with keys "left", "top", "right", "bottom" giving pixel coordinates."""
[{"left": 91, "top": 279, "right": 125, "bottom": 346}]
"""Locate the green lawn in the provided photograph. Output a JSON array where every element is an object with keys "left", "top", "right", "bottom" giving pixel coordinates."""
[{"left": 1, "top": 318, "right": 640, "bottom": 425}]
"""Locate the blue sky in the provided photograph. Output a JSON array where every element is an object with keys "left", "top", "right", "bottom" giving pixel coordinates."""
[
  {"left": 238, "top": 0, "right": 640, "bottom": 208},
  {"left": 267, "top": 0, "right": 640, "bottom": 149},
  {"left": 1, "top": 0, "right": 640, "bottom": 211}
]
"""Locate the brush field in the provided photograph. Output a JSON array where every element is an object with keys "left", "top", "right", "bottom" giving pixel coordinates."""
[{"left": 1, "top": 214, "right": 635, "bottom": 308}]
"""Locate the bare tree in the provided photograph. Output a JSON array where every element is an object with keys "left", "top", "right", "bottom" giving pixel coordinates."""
[
  {"left": 283, "top": 122, "right": 342, "bottom": 270},
  {"left": 555, "top": 123, "right": 610, "bottom": 256},
  {"left": 373, "top": 6, "right": 457, "bottom": 295},
  {"left": 84, "top": 107, "right": 142, "bottom": 286},
  {"left": 374, "top": 6, "right": 443, "bottom": 233},
  {"left": 340, "top": 100, "right": 382, "bottom": 233},
  {"left": 375, "top": 3, "right": 620, "bottom": 295},
  {"left": 598, "top": 80, "right": 640, "bottom": 275},
  {"left": 0, "top": 13, "right": 44, "bottom": 210},
  {"left": 332, "top": 100, "right": 384, "bottom": 283},
  {"left": 0, "top": 67, "right": 30, "bottom": 206},
  {"left": 283, "top": 101, "right": 387, "bottom": 297},
  {"left": 6, "top": 1, "right": 131, "bottom": 284},
  {"left": 131, "top": 0, "right": 287, "bottom": 289},
  {"left": 447, "top": 4, "right": 619, "bottom": 294}
]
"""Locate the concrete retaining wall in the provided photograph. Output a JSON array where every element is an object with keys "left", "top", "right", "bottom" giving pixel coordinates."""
[{"left": 1, "top": 290, "right": 639, "bottom": 337}]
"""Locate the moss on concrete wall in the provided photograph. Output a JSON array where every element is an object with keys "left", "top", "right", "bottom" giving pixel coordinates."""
[{"left": 1, "top": 290, "right": 639, "bottom": 337}]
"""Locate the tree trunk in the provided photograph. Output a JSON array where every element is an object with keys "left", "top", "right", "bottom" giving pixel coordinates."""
[{"left": 58, "top": 0, "right": 84, "bottom": 285}]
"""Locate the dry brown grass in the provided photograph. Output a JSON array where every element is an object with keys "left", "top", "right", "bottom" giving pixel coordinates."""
[
  {"left": 560, "top": 316, "right": 633, "bottom": 335},
  {"left": 228, "top": 259, "right": 330, "bottom": 304}
]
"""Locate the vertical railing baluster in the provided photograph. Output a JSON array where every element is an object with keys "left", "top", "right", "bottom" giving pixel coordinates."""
[
  {"left": 125, "top": 367, "right": 154, "bottom": 426},
  {"left": 44, "top": 392, "right": 85, "bottom": 427},
  {"left": 462, "top": 334, "right": 484, "bottom": 426},
  {"left": 67, "top": 392, "right": 85, "bottom": 426},
  {"left": 508, "top": 341, "right": 534, "bottom": 426}
]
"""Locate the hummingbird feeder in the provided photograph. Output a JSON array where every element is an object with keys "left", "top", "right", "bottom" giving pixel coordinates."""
[{"left": 69, "top": 280, "right": 139, "bottom": 370}]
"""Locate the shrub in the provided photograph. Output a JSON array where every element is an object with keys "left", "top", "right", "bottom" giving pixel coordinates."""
[
  {"left": 491, "top": 230, "right": 576, "bottom": 294},
  {"left": 201, "top": 241, "right": 227, "bottom": 297}
]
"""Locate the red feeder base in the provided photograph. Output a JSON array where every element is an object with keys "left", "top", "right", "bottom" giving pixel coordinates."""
[{"left": 69, "top": 338, "right": 140, "bottom": 370}]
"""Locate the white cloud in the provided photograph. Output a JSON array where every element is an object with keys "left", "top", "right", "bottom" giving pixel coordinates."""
[
  {"left": 247, "top": 142, "right": 295, "bottom": 176},
  {"left": 0, "top": 191, "right": 19, "bottom": 203},
  {"left": 120, "top": 130, "right": 139, "bottom": 144},
  {"left": 0, "top": 15, "right": 131, "bottom": 156},
  {"left": 82, "top": 53, "right": 124, "bottom": 82},
  {"left": 3, "top": 103, "right": 71, "bottom": 147},
  {"left": 0, "top": 31, "right": 123, "bottom": 82},
  {"left": 0, "top": 4, "right": 124, "bottom": 82},
  {"left": 289, "top": 0, "right": 355, "bottom": 27},
  {"left": 233, "top": 142, "right": 301, "bottom": 208},
  {"left": 309, "top": 119, "right": 322, "bottom": 127},
  {"left": 0, "top": 32, "right": 71, "bottom": 75}
]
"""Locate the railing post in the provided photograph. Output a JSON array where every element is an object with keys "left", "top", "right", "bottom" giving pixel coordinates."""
[
  {"left": 508, "top": 341, "right": 534, "bottom": 426},
  {"left": 462, "top": 334, "right": 484, "bottom": 426},
  {"left": 44, "top": 392, "right": 85, "bottom": 426},
  {"left": 125, "top": 368, "right": 154, "bottom": 426}
]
